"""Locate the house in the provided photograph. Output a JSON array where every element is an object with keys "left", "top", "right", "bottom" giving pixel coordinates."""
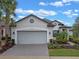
[{"left": 0, "top": 14, "right": 73, "bottom": 44}]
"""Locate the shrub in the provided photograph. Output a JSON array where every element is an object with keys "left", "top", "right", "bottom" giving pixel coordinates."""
[
  {"left": 48, "top": 44, "right": 61, "bottom": 49},
  {"left": 56, "top": 31, "right": 68, "bottom": 44},
  {"left": 8, "top": 37, "right": 11, "bottom": 40},
  {"left": 48, "top": 44, "right": 53, "bottom": 49},
  {"left": 74, "top": 44, "right": 79, "bottom": 49},
  {"left": 1, "top": 37, "right": 5, "bottom": 40}
]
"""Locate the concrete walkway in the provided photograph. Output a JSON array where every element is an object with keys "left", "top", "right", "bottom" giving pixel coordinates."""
[{"left": 1, "top": 44, "right": 48, "bottom": 56}]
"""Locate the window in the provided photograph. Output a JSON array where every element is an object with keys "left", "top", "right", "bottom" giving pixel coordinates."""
[
  {"left": 53, "top": 30, "right": 59, "bottom": 37},
  {"left": 30, "top": 19, "right": 34, "bottom": 23}
]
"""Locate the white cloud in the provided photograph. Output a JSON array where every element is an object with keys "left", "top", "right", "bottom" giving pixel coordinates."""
[
  {"left": 62, "top": 0, "right": 71, "bottom": 3},
  {"left": 39, "top": 2, "right": 47, "bottom": 6},
  {"left": 15, "top": 8, "right": 34, "bottom": 14},
  {"left": 39, "top": 0, "right": 79, "bottom": 7},
  {"left": 65, "top": 3, "right": 71, "bottom": 5},
  {"left": 63, "top": 10, "right": 79, "bottom": 17},
  {"left": 74, "top": 10, "right": 79, "bottom": 12},
  {"left": 62, "top": 0, "right": 79, "bottom": 3},
  {"left": 72, "top": 13, "right": 78, "bottom": 16},
  {"left": 15, "top": 8, "right": 57, "bottom": 16},
  {"left": 25, "top": 10, "right": 34, "bottom": 14},
  {"left": 50, "top": 1, "right": 64, "bottom": 7},
  {"left": 15, "top": 8, "right": 57, "bottom": 20},
  {"left": 63, "top": 10, "right": 72, "bottom": 15},
  {"left": 15, "top": 8, "right": 26, "bottom": 14},
  {"left": 15, "top": 15, "right": 26, "bottom": 20},
  {"left": 36, "top": 9, "right": 57, "bottom": 16},
  {"left": 18, "top": 16, "right": 25, "bottom": 19}
]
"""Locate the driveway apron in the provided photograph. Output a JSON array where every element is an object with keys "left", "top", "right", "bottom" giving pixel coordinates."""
[{"left": 1, "top": 44, "right": 48, "bottom": 56}]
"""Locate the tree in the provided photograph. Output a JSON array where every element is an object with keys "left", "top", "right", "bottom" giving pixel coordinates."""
[
  {"left": 73, "top": 17, "right": 79, "bottom": 38},
  {"left": 0, "top": 0, "right": 17, "bottom": 38}
]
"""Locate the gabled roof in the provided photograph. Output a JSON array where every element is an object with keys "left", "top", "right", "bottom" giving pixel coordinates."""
[
  {"left": 16, "top": 14, "right": 51, "bottom": 23},
  {"left": 16, "top": 14, "right": 71, "bottom": 28},
  {"left": 47, "top": 20, "right": 64, "bottom": 27},
  {"left": 51, "top": 20, "right": 64, "bottom": 25}
]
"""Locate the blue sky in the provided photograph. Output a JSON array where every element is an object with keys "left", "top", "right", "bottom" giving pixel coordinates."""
[{"left": 15, "top": 0, "right": 79, "bottom": 26}]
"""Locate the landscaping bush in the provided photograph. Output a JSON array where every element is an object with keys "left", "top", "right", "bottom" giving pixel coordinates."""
[
  {"left": 48, "top": 44, "right": 53, "bottom": 49},
  {"left": 48, "top": 43, "right": 61, "bottom": 49},
  {"left": 56, "top": 31, "right": 68, "bottom": 44},
  {"left": 60, "top": 44, "right": 74, "bottom": 49},
  {"left": 52, "top": 40, "right": 57, "bottom": 44},
  {"left": 1, "top": 37, "right": 5, "bottom": 40},
  {"left": 69, "top": 35, "right": 73, "bottom": 41},
  {"left": 8, "top": 37, "right": 11, "bottom": 41},
  {"left": 74, "top": 44, "right": 79, "bottom": 49},
  {"left": 69, "top": 35, "right": 79, "bottom": 44},
  {"left": 48, "top": 43, "right": 76, "bottom": 49}
]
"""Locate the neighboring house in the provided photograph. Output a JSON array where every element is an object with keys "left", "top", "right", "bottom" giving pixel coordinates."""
[
  {"left": 0, "top": 14, "right": 73, "bottom": 44},
  {"left": 0, "top": 20, "right": 6, "bottom": 39},
  {"left": 0, "top": 20, "right": 10, "bottom": 39}
]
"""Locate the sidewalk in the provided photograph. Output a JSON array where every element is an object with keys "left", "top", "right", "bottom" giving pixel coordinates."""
[
  {"left": 0, "top": 56, "right": 79, "bottom": 59},
  {"left": 50, "top": 57, "right": 79, "bottom": 59}
]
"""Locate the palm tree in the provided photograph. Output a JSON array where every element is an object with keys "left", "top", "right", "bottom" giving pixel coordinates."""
[{"left": 0, "top": 0, "right": 17, "bottom": 39}]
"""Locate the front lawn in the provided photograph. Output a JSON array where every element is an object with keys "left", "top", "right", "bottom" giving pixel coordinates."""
[{"left": 49, "top": 49, "right": 79, "bottom": 56}]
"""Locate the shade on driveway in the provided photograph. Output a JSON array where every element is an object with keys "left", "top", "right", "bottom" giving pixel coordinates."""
[{"left": 1, "top": 44, "right": 48, "bottom": 56}]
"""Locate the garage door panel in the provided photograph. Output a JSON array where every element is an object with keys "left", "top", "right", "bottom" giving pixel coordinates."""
[{"left": 17, "top": 31, "right": 47, "bottom": 44}]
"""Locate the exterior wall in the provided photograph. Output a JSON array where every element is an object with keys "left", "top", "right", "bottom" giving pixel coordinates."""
[
  {"left": 16, "top": 16, "right": 47, "bottom": 29},
  {"left": 11, "top": 16, "right": 49, "bottom": 44},
  {"left": 52, "top": 22, "right": 60, "bottom": 30},
  {"left": 11, "top": 27, "right": 15, "bottom": 39},
  {"left": 48, "top": 27, "right": 53, "bottom": 42}
]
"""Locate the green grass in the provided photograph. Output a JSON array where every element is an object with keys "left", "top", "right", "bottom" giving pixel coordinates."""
[{"left": 49, "top": 49, "right": 79, "bottom": 56}]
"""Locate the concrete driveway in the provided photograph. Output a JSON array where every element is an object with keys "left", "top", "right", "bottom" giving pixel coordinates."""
[{"left": 1, "top": 44, "right": 48, "bottom": 56}]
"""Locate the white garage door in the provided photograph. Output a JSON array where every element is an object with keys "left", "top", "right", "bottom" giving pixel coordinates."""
[{"left": 17, "top": 31, "right": 47, "bottom": 44}]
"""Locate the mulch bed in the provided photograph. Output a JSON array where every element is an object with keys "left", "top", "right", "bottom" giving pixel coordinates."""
[{"left": 0, "top": 44, "right": 15, "bottom": 54}]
